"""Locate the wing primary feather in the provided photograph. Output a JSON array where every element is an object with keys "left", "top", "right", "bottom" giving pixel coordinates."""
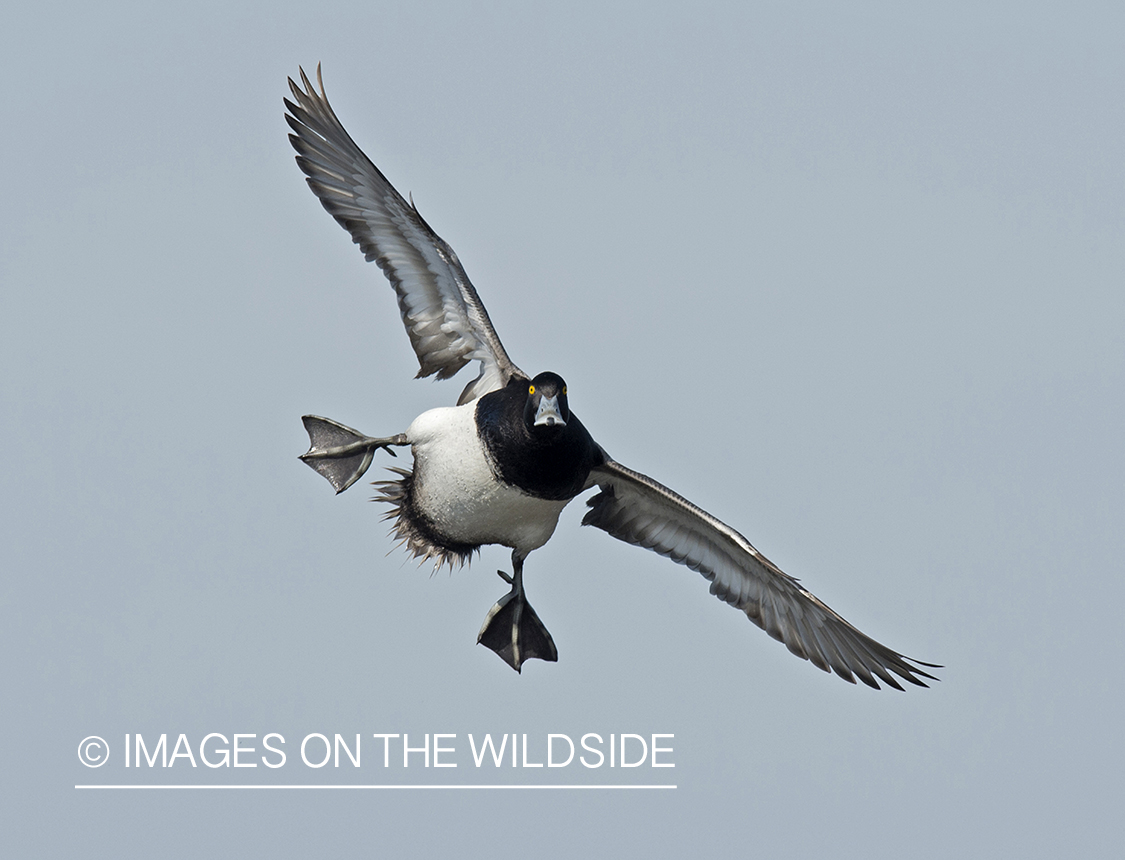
[
  {"left": 584, "top": 459, "right": 938, "bottom": 690},
  {"left": 285, "top": 65, "right": 523, "bottom": 403}
]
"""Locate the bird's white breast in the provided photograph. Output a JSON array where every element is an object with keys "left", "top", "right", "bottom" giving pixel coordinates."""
[{"left": 405, "top": 405, "right": 570, "bottom": 554}]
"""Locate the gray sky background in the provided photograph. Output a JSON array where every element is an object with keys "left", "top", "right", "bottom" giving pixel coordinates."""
[{"left": 4, "top": 2, "right": 1123, "bottom": 857}]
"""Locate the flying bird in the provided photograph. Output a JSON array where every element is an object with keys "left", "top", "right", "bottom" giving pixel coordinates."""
[{"left": 285, "top": 66, "right": 938, "bottom": 688}]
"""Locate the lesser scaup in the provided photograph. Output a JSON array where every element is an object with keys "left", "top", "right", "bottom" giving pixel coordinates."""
[{"left": 286, "top": 67, "right": 938, "bottom": 687}]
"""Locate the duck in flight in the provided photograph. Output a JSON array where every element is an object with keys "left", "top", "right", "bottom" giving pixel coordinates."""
[{"left": 285, "top": 66, "right": 938, "bottom": 688}]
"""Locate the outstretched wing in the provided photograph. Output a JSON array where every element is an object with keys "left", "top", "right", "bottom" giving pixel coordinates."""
[
  {"left": 583, "top": 460, "right": 939, "bottom": 690},
  {"left": 285, "top": 65, "right": 524, "bottom": 404}
]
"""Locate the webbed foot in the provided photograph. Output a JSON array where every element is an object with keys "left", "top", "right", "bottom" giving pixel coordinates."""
[
  {"left": 299, "top": 415, "right": 408, "bottom": 493},
  {"left": 478, "top": 566, "right": 558, "bottom": 672}
]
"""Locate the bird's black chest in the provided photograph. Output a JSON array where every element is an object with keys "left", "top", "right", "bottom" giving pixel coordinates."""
[{"left": 475, "top": 389, "right": 600, "bottom": 502}]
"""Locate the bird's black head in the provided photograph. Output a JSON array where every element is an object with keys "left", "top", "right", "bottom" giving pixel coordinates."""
[{"left": 523, "top": 371, "right": 570, "bottom": 433}]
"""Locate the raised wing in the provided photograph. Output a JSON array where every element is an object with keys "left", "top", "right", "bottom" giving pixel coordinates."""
[
  {"left": 285, "top": 66, "right": 524, "bottom": 404},
  {"left": 583, "top": 460, "right": 939, "bottom": 690}
]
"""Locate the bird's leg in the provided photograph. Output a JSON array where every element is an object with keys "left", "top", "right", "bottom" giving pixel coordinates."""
[
  {"left": 298, "top": 414, "right": 409, "bottom": 494},
  {"left": 477, "top": 550, "right": 558, "bottom": 672}
]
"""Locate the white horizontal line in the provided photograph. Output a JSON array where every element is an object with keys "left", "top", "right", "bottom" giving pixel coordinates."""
[{"left": 76, "top": 784, "right": 676, "bottom": 790}]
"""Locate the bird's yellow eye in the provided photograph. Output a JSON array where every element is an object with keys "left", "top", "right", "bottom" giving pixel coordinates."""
[
  {"left": 562, "top": 386, "right": 567, "bottom": 395},
  {"left": 529, "top": 385, "right": 535, "bottom": 395}
]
